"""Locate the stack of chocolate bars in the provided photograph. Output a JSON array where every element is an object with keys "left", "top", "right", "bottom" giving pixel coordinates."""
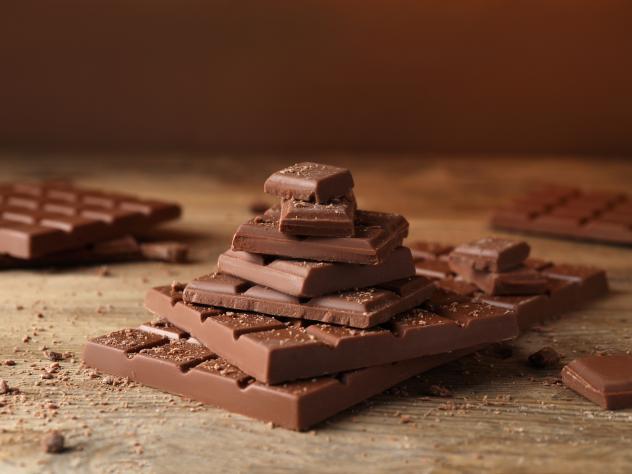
[{"left": 83, "top": 163, "right": 609, "bottom": 431}]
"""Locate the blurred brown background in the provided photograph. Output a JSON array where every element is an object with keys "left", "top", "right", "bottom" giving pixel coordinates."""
[{"left": 1, "top": 0, "right": 632, "bottom": 154}]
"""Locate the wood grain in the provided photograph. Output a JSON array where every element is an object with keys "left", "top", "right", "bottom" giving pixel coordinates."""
[{"left": 0, "top": 154, "right": 631, "bottom": 474}]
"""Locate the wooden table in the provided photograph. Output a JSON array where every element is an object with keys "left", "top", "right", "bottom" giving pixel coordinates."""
[{"left": 1, "top": 154, "right": 631, "bottom": 474}]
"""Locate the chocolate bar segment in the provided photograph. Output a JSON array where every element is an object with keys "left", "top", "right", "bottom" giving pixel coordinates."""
[
  {"left": 263, "top": 162, "right": 354, "bottom": 203},
  {"left": 83, "top": 324, "right": 475, "bottom": 431},
  {"left": 562, "top": 355, "right": 632, "bottom": 409},
  {"left": 145, "top": 286, "right": 517, "bottom": 384},
  {"left": 183, "top": 273, "right": 434, "bottom": 328},
  {"left": 490, "top": 186, "right": 632, "bottom": 245},
  {"left": 0, "top": 182, "right": 181, "bottom": 258},
  {"left": 217, "top": 246, "right": 414, "bottom": 298},
  {"left": 279, "top": 193, "right": 356, "bottom": 237},
  {"left": 449, "top": 237, "right": 530, "bottom": 272},
  {"left": 448, "top": 258, "right": 548, "bottom": 296},
  {"left": 232, "top": 209, "right": 408, "bottom": 265}
]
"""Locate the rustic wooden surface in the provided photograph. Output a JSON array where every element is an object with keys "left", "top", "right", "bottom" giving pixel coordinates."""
[{"left": 0, "top": 154, "right": 631, "bottom": 474}]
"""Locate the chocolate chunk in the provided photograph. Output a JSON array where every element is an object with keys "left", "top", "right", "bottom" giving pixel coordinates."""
[
  {"left": 491, "top": 186, "right": 632, "bottom": 246},
  {"left": 528, "top": 347, "right": 561, "bottom": 368},
  {"left": 145, "top": 285, "right": 517, "bottom": 384},
  {"left": 83, "top": 324, "right": 475, "bottom": 431},
  {"left": 449, "top": 237, "right": 530, "bottom": 272},
  {"left": 449, "top": 258, "right": 548, "bottom": 296},
  {"left": 182, "top": 274, "right": 435, "bottom": 328},
  {"left": 0, "top": 182, "right": 181, "bottom": 259},
  {"left": 264, "top": 162, "right": 354, "bottom": 203},
  {"left": 279, "top": 193, "right": 356, "bottom": 237},
  {"left": 562, "top": 354, "right": 632, "bottom": 409},
  {"left": 232, "top": 208, "right": 408, "bottom": 265},
  {"left": 217, "top": 246, "right": 414, "bottom": 297},
  {"left": 41, "top": 431, "right": 65, "bottom": 454}
]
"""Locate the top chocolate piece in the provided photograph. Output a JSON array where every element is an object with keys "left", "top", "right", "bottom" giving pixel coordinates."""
[
  {"left": 449, "top": 237, "right": 530, "bottom": 272},
  {"left": 264, "top": 162, "right": 354, "bottom": 203}
]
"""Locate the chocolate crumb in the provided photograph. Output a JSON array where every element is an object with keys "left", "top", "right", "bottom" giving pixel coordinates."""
[
  {"left": 36, "top": 312, "right": 44, "bottom": 319},
  {"left": 0, "top": 379, "right": 10, "bottom": 394},
  {"left": 102, "top": 376, "right": 114, "bottom": 385},
  {"left": 528, "top": 347, "right": 561, "bottom": 369},
  {"left": 96, "top": 266, "right": 111, "bottom": 277},
  {"left": 44, "top": 351, "right": 64, "bottom": 362},
  {"left": 400, "top": 415, "right": 413, "bottom": 424},
  {"left": 3, "top": 360, "right": 16, "bottom": 366},
  {"left": 41, "top": 431, "right": 65, "bottom": 454}
]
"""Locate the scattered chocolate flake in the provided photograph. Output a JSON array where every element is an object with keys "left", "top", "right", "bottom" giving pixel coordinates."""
[
  {"left": 22, "top": 335, "right": 31, "bottom": 343},
  {"left": 482, "top": 342, "right": 514, "bottom": 359},
  {"left": 528, "top": 347, "right": 561, "bottom": 369},
  {"left": 16, "top": 304, "right": 24, "bottom": 311},
  {"left": 0, "top": 379, "right": 10, "bottom": 394},
  {"left": 41, "top": 431, "right": 65, "bottom": 454},
  {"left": 3, "top": 359, "right": 16, "bottom": 366},
  {"left": 36, "top": 312, "right": 45, "bottom": 319}
]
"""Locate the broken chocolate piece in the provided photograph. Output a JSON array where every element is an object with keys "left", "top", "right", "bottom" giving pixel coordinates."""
[
  {"left": 449, "top": 237, "right": 530, "bottom": 272},
  {"left": 279, "top": 193, "right": 356, "bottom": 237},
  {"left": 232, "top": 208, "right": 408, "bottom": 265},
  {"left": 217, "top": 246, "right": 414, "bottom": 297},
  {"left": 145, "top": 285, "right": 517, "bottom": 384},
  {"left": 83, "top": 324, "right": 476, "bottom": 431},
  {"left": 183, "top": 274, "right": 435, "bottom": 328},
  {"left": 264, "top": 162, "right": 354, "bottom": 203},
  {"left": 562, "top": 355, "right": 632, "bottom": 409}
]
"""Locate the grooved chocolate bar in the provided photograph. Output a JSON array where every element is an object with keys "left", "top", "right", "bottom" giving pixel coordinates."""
[
  {"left": 232, "top": 208, "right": 408, "bottom": 265},
  {"left": 411, "top": 241, "right": 608, "bottom": 331},
  {"left": 0, "top": 182, "right": 181, "bottom": 258},
  {"left": 145, "top": 285, "right": 517, "bottom": 384},
  {"left": 490, "top": 185, "right": 632, "bottom": 245},
  {"left": 217, "top": 246, "right": 414, "bottom": 297},
  {"left": 183, "top": 273, "right": 435, "bottom": 328},
  {"left": 264, "top": 162, "right": 354, "bottom": 203},
  {"left": 83, "top": 324, "right": 474, "bottom": 431},
  {"left": 279, "top": 193, "right": 356, "bottom": 237}
]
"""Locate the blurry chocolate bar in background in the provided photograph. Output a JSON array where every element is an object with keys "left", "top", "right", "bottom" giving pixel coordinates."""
[
  {"left": 491, "top": 184, "right": 632, "bottom": 245},
  {"left": 0, "top": 181, "right": 185, "bottom": 267}
]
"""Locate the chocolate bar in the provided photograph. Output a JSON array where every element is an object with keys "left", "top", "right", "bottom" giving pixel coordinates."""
[
  {"left": 232, "top": 208, "right": 408, "bottom": 265},
  {"left": 183, "top": 273, "right": 435, "bottom": 328},
  {"left": 144, "top": 285, "right": 517, "bottom": 384},
  {"left": 217, "top": 246, "right": 414, "bottom": 297},
  {"left": 410, "top": 241, "right": 608, "bottom": 331},
  {"left": 83, "top": 324, "right": 474, "bottom": 431},
  {"left": 0, "top": 182, "right": 181, "bottom": 258},
  {"left": 490, "top": 185, "right": 632, "bottom": 245},
  {"left": 562, "top": 355, "right": 632, "bottom": 410},
  {"left": 279, "top": 193, "right": 356, "bottom": 237},
  {"left": 449, "top": 238, "right": 530, "bottom": 272},
  {"left": 448, "top": 258, "right": 548, "bottom": 296},
  {"left": 263, "top": 162, "right": 354, "bottom": 203}
]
